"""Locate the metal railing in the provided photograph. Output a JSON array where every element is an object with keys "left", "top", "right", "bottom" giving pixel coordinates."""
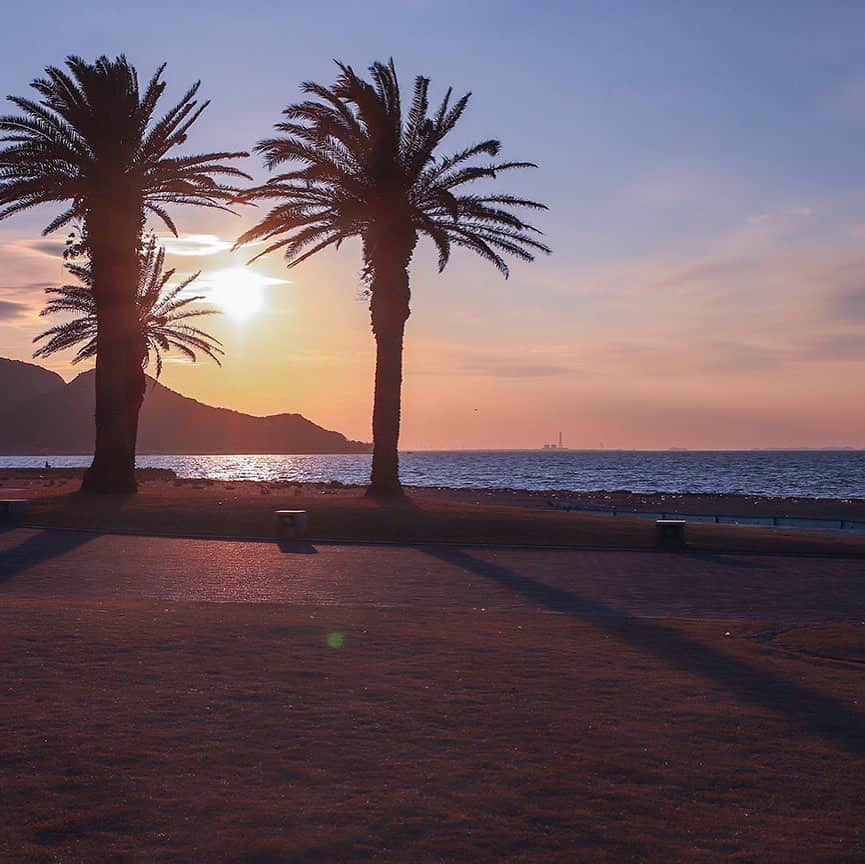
[{"left": 547, "top": 503, "right": 865, "bottom": 535}]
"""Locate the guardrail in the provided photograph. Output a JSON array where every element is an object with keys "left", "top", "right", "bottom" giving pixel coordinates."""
[{"left": 547, "top": 504, "right": 865, "bottom": 534}]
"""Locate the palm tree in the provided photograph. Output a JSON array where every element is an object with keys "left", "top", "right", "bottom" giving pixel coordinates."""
[
  {"left": 0, "top": 55, "right": 248, "bottom": 492},
  {"left": 34, "top": 236, "right": 223, "bottom": 378},
  {"left": 237, "top": 60, "right": 549, "bottom": 497}
]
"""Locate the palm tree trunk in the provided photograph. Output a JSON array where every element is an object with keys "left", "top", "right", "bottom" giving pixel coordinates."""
[
  {"left": 366, "top": 247, "right": 413, "bottom": 499},
  {"left": 80, "top": 202, "right": 145, "bottom": 494},
  {"left": 80, "top": 305, "right": 145, "bottom": 494},
  {"left": 368, "top": 317, "right": 407, "bottom": 497}
]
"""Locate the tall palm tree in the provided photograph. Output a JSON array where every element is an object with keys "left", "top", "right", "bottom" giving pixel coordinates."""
[
  {"left": 237, "top": 59, "right": 549, "bottom": 498},
  {"left": 34, "top": 236, "right": 223, "bottom": 378},
  {"left": 0, "top": 55, "right": 248, "bottom": 492}
]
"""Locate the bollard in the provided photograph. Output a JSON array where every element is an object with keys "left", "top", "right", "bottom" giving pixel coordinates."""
[{"left": 655, "top": 519, "right": 686, "bottom": 551}]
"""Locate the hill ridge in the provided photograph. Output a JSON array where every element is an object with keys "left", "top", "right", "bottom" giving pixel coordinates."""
[{"left": 0, "top": 359, "right": 370, "bottom": 455}]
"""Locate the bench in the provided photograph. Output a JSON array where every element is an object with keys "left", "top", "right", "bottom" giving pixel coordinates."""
[
  {"left": 655, "top": 519, "right": 686, "bottom": 550},
  {"left": 0, "top": 499, "right": 29, "bottom": 520},
  {"left": 274, "top": 509, "right": 308, "bottom": 539}
]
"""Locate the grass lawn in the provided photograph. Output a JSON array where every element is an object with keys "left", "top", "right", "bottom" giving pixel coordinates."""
[{"left": 1, "top": 599, "right": 863, "bottom": 863}]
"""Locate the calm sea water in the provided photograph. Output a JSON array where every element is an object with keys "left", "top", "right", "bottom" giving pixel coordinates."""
[{"left": 2, "top": 450, "right": 864, "bottom": 499}]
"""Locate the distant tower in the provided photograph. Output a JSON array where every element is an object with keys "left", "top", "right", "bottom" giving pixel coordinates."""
[{"left": 542, "top": 431, "right": 567, "bottom": 450}]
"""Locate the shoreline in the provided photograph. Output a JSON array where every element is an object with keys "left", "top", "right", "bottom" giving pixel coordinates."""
[
  {"left": 4, "top": 467, "right": 863, "bottom": 520},
  {"left": 425, "top": 486, "right": 865, "bottom": 520},
  {"left": 3, "top": 468, "right": 865, "bottom": 556},
  {"left": 2, "top": 449, "right": 863, "bottom": 503}
]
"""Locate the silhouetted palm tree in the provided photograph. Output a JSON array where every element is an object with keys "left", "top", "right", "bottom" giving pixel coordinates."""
[
  {"left": 34, "top": 236, "right": 223, "bottom": 378},
  {"left": 237, "top": 60, "right": 549, "bottom": 497},
  {"left": 0, "top": 55, "right": 248, "bottom": 492}
]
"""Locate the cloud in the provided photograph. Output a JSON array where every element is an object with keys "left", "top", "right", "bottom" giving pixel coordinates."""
[
  {"left": 621, "top": 165, "right": 747, "bottom": 212},
  {"left": 0, "top": 281, "right": 54, "bottom": 297},
  {"left": 639, "top": 340, "right": 788, "bottom": 375},
  {"left": 0, "top": 281, "right": 51, "bottom": 323},
  {"left": 539, "top": 216, "right": 865, "bottom": 384},
  {"left": 691, "top": 341, "right": 788, "bottom": 374},
  {"left": 158, "top": 234, "right": 235, "bottom": 256},
  {"left": 0, "top": 299, "right": 30, "bottom": 322},
  {"left": 825, "top": 283, "right": 865, "bottom": 323},
  {"left": 803, "top": 332, "right": 865, "bottom": 363},
  {"left": 412, "top": 343, "right": 575, "bottom": 379},
  {"left": 460, "top": 361, "right": 572, "bottom": 378},
  {"left": 19, "top": 239, "right": 67, "bottom": 257},
  {"left": 746, "top": 207, "right": 813, "bottom": 225},
  {"left": 159, "top": 234, "right": 267, "bottom": 257},
  {"left": 0, "top": 236, "right": 69, "bottom": 297},
  {"left": 645, "top": 257, "right": 759, "bottom": 292},
  {"left": 587, "top": 338, "right": 787, "bottom": 378}
]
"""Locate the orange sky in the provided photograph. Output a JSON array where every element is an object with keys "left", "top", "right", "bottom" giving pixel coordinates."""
[
  {"left": 2, "top": 5, "right": 865, "bottom": 450},
  {"left": 3, "top": 202, "right": 865, "bottom": 450}
]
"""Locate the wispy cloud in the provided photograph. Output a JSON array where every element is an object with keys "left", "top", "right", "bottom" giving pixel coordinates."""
[
  {"left": 745, "top": 206, "right": 813, "bottom": 225},
  {"left": 412, "top": 343, "right": 575, "bottom": 379},
  {"left": 17, "top": 239, "right": 67, "bottom": 258},
  {"left": 0, "top": 281, "right": 54, "bottom": 297},
  {"left": 802, "top": 331, "right": 865, "bottom": 362},
  {"left": 159, "top": 233, "right": 267, "bottom": 257},
  {"left": 621, "top": 165, "right": 748, "bottom": 212},
  {"left": 0, "top": 280, "right": 52, "bottom": 325},
  {"left": 644, "top": 257, "right": 759, "bottom": 293},
  {"left": 823, "top": 281, "right": 865, "bottom": 323},
  {"left": 0, "top": 235, "right": 69, "bottom": 293},
  {"left": 158, "top": 234, "right": 235, "bottom": 256},
  {"left": 460, "top": 361, "right": 572, "bottom": 378},
  {"left": 0, "top": 299, "right": 30, "bottom": 322}
]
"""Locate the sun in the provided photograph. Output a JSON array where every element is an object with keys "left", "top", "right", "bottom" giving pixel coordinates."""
[{"left": 198, "top": 267, "right": 283, "bottom": 322}]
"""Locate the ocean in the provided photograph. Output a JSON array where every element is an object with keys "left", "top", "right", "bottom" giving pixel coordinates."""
[{"left": 2, "top": 450, "right": 864, "bottom": 499}]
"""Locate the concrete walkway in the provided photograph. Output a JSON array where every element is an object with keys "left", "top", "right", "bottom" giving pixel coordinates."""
[{"left": 1, "top": 526, "right": 862, "bottom": 621}]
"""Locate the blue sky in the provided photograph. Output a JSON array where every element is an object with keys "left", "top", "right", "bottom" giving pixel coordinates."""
[
  {"left": 2, "top": 1, "right": 865, "bottom": 447},
  {"left": 5, "top": 0, "right": 865, "bottom": 250}
]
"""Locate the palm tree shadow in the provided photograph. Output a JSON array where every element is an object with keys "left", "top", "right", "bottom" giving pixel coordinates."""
[
  {"left": 277, "top": 540, "right": 318, "bottom": 554},
  {"left": 0, "top": 528, "right": 97, "bottom": 584},
  {"left": 686, "top": 551, "right": 769, "bottom": 570},
  {"left": 423, "top": 546, "right": 865, "bottom": 754},
  {"left": 364, "top": 491, "right": 423, "bottom": 510}
]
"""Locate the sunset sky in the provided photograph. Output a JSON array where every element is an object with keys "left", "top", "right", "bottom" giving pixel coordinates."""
[{"left": 2, "top": 1, "right": 865, "bottom": 449}]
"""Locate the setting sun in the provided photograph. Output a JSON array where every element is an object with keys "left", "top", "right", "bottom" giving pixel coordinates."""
[{"left": 197, "top": 267, "right": 284, "bottom": 322}]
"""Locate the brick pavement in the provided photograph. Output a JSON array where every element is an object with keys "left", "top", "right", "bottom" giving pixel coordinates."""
[{"left": 1, "top": 527, "right": 862, "bottom": 621}]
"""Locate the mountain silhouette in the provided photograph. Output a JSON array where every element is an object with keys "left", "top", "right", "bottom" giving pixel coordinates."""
[
  {"left": 0, "top": 359, "right": 370, "bottom": 455},
  {"left": 1, "top": 357, "right": 67, "bottom": 413}
]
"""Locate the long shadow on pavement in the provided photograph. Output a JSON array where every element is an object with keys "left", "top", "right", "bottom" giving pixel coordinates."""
[
  {"left": 423, "top": 545, "right": 865, "bottom": 755},
  {"left": 278, "top": 540, "right": 318, "bottom": 554},
  {"left": 0, "top": 527, "right": 97, "bottom": 584},
  {"left": 686, "top": 551, "right": 768, "bottom": 570}
]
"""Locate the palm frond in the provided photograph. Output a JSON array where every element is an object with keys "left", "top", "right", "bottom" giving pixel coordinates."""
[
  {"left": 33, "top": 235, "right": 223, "bottom": 376},
  {"left": 1, "top": 55, "right": 249, "bottom": 240},
  {"left": 238, "top": 58, "right": 549, "bottom": 281}
]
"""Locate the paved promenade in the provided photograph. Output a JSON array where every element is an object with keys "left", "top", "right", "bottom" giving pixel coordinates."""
[{"left": 1, "top": 526, "right": 862, "bottom": 621}]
